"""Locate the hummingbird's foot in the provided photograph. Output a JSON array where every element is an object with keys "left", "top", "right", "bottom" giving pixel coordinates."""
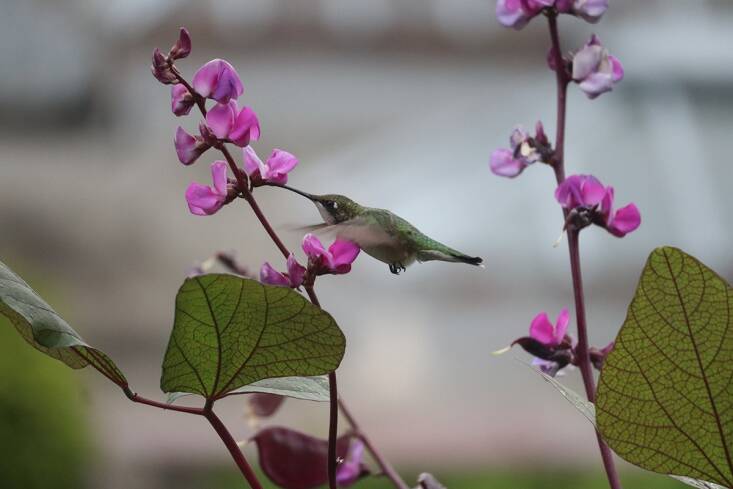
[{"left": 389, "top": 263, "right": 406, "bottom": 275}]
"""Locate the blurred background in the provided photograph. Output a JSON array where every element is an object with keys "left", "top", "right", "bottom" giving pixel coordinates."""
[{"left": 1, "top": 0, "right": 731, "bottom": 488}]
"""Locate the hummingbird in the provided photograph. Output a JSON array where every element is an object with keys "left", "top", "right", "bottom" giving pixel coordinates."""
[{"left": 278, "top": 185, "right": 483, "bottom": 274}]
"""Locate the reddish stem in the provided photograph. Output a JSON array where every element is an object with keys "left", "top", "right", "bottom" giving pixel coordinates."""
[
  {"left": 339, "top": 399, "right": 410, "bottom": 489},
  {"left": 124, "top": 388, "right": 205, "bottom": 415},
  {"left": 547, "top": 12, "right": 622, "bottom": 489},
  {"left": 204, "top": 407, "right": 265, "bottom": 489}
]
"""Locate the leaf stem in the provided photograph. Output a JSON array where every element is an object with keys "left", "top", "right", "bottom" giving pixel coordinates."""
[
  {"left": 124, "top": 387, "right": 205, "bottom": 415},
  {"left": 204, "top": 407, "right": 265, "bottom": 489},
  {"left": 547, "top": 12, "right": 623, "bottom": 489},
  {"left": 339, "top": 399, "right": 411, "bottom": 489}
]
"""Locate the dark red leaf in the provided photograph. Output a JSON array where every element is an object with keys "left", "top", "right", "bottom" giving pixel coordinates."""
[
  {"left": 248, "top": 393, "right": 286, "bottom": 418},
  {"left": 252, "top": 426, "right": 351, "bottom": 489}
]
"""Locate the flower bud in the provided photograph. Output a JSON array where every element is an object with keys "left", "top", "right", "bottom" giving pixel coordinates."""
[
  {"left": 171, "top": 84, "right": 195, "bottom": 116},
  {"left": 175, "top": 126, "right": 210, "bottom": 165},
  {"left": 151, "top": 48, "right": 177, "bottom": 85},
  {"left": 169, "top": 27, "right": 192, "bottom": 60}
]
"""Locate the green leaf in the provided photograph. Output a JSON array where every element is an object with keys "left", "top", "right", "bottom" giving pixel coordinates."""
[
  {"left": 0, "top": 260, "right": 127, "bottom": 386},
  {"left": 529, "top": 366, "right": 727, "bottom": 489},
  {"left": 166, "top": 375, "right": 330, "bottom": 404},
  {"left": 160, "top": 274, "right": 345, "bottom": 399},
  {"left": 596, "top": 247, "right": 733, "bottom": 487}
]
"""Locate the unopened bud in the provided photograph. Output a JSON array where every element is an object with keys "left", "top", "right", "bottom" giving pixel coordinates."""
[
  {"left": 169, "top": 27, "right": 192, "bottom": 60},
  {"left": 151, "top": 48, "right": 177, "bottom": 85}
]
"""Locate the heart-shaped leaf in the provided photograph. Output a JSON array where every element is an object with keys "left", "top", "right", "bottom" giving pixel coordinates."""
[
  {"left": 160, "top": 274, "right": 345, "bottom": 399},
  {"left": 596, "top": 247, "right": 733, "bottom": 487},
  {"left": 0, "top": 259, "right": 126, "bottom": 386},
  {"left": 166, "top": 375, "right": 330, "bottom": 405}
]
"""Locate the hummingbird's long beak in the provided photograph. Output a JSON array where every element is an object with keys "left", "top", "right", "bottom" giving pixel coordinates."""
[{"left": 272, "top": 183, "right": 319, "bottom": 202}]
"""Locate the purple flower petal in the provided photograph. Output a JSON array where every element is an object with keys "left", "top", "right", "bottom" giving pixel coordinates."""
[
  {"left": 554, "top": 308, "right": 570, "bottom": 342},
  {"left": 608, "top": 203, "right": 641, "bottom": 237},
  {"left": 496, "top": 0, "right": 530, "bottom": 29},
  {"left": 206, "top": 101, "right": 236, "bottom": 139},
  {"left": 580, "top": 175, "right": 606, "bottom": 206},
  {"left": 230, "top": 106, "right": 261, "bottom": 146},
  {"left": 260, "top": 262, "right": 292, "bottom": 287},
  {"left": 175, "top": 126, "right": 207, "bottom": 165},
  {"left": 490, "top": 149, "right": 526, "bottom": 178},
  {"left": 328, "top": 239, "right": 360, "bottom": 269},
  {"left": 573, "top": 0, "right": 608, "bottom": 23},
  {"left": 192, "top": 59, "right": 244, "bottom": 104},
  {"left": 185, "top": 182, "right": 224, "bottom": 216},
  {"left": 210, "top": 161, "right": 229, "bottom": 195},
  {"left": 243, "top": 146, "right": 266, "bottom": 177},
  {"left": 336, "top": 439, "right": 367, "bottom": 487},
  {"left": 263, "top": 149, "right": 298, "bottom": 184},
  {"left": 171, "top": 84, "right": 194, "bottom": 117},
  {"left": 286, "top": 254, "right": 306, "bottom": 287},
  {"left": 609, "top": 55, "right": 624, "bottom": 83},
  {"left": 302, "top": 233, "right": 327, "bottom": 260},
  {"left": 530, "top": 312, "right": 557, "bottom": 346}
]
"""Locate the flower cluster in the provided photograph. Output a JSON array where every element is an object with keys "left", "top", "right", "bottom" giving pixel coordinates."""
[
  {"left": 260, "top": 235, "right": 361, "bottom": 287},
  {"left": 152, "top": 28, "right": 299, "bottom": 217},
  {"left": 555, "top": 174, "right": 640, "bottom": 237},
  {"left": 489, "top": 122, "right": 551, "bottom": 178},
  {"left": 496, "top": 0, "right": 608, "bottom": 30}
]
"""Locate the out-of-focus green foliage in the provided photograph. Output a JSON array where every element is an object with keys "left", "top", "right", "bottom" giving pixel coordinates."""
[{"left": 0, "top": 316, "right": 90, "bottom": 489}]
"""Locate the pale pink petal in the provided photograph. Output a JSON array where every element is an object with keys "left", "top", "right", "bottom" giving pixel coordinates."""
[
  {"left": 572, "top": 44, "right": 603, "bottom": 81},
  {"left": 554, "top": 308, "right": 570, "bottom": 342},
  {"left": 302, "top": 234, "right": 327, "bottom": 260},
  {"left": 609, "top": 55, "right": 624, "bottom": 82},
  {"left": 608, "top": 203, "right": 641, "bottom": 237},
  {"left": 496, "top": 0, "right": 529, "bottom": 29},
  {"left": 490, "top": 149, "right": 526, "bottom": 178},
  {"left": 259, "top": 262, "right": 291, "bottom": 287},
  {"left": 205, "top": 101, "right": 236, "bottom": 139},
  {"left": 243, "top": 146, "right": 266, "bottom": 177},
  {"left": 185, "top": 182, "right": 224, "bottom": 216},
  {"left": 286, "top": 254, "right": 306, "bottom": 287},
  {"left": 210, "top": 161, "right": 229, "bottom": 196},
  {"left": 529, "top": 312, "right": 556, "bottom": 346}
]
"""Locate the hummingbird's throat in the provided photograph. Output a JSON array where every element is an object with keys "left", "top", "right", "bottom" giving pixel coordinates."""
[{"left": 315, "top": 202, "right": 337, "bottom": 225}]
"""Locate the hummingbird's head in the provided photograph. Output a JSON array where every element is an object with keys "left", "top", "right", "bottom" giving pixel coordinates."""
[
  {"left": 277, "top": 185, "right": 363, "bottom": 224},
  {"left": 310, "top": 194, "right": 363, "bottom": 224}
]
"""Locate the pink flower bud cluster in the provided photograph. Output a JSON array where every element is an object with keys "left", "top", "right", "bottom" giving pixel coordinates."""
[{"left": 152, "top": 28, "right": 299, "bottom": 218}]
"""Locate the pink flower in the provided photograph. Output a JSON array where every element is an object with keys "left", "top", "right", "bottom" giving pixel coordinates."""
[
  {"left": 259, "top": 254, "right": 306, "bottom": 288},
  {"left": 168, "top": 27, "right": 192, "bottom": 60},
  {"left": 489, "top": 122, "right": 550, "bottom": 178},
  {"left": 496, "top": 0, "right": 553, "bottom": 29},
  {"left": 205, "top": 101, "right": 260, "bottom": 147},
  {"left": 302, "top": 234, "right": 360, "bottom": 275},
  {"left": 555, "top": 174, "right": 640, "bottom": 237},
  {"left": 336, "top": 439, "right": 368, "bottom": 487},
  {"left": 175, "top": 126, "right": 210, "bottom": 165},
  {"left": 185, "top": 161, "right": 231, "bottom": 216},
  {"left": 572, "top": 35, "right": 623, "bottom": 99},
  {"left": 555, "top": 174, "right": 606, "bottom": 209},
  {"left": 192, "top": 59, "right": 244, "bottom": 104},
  {"left": 243, "top": 147, "right": 298, "bottom": 185},
  {"left": 530, "top": 308, "right": 569, "bottom": 347},
  {"left": 171, "top": 84, "right": 194, "bottom": 116}
]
